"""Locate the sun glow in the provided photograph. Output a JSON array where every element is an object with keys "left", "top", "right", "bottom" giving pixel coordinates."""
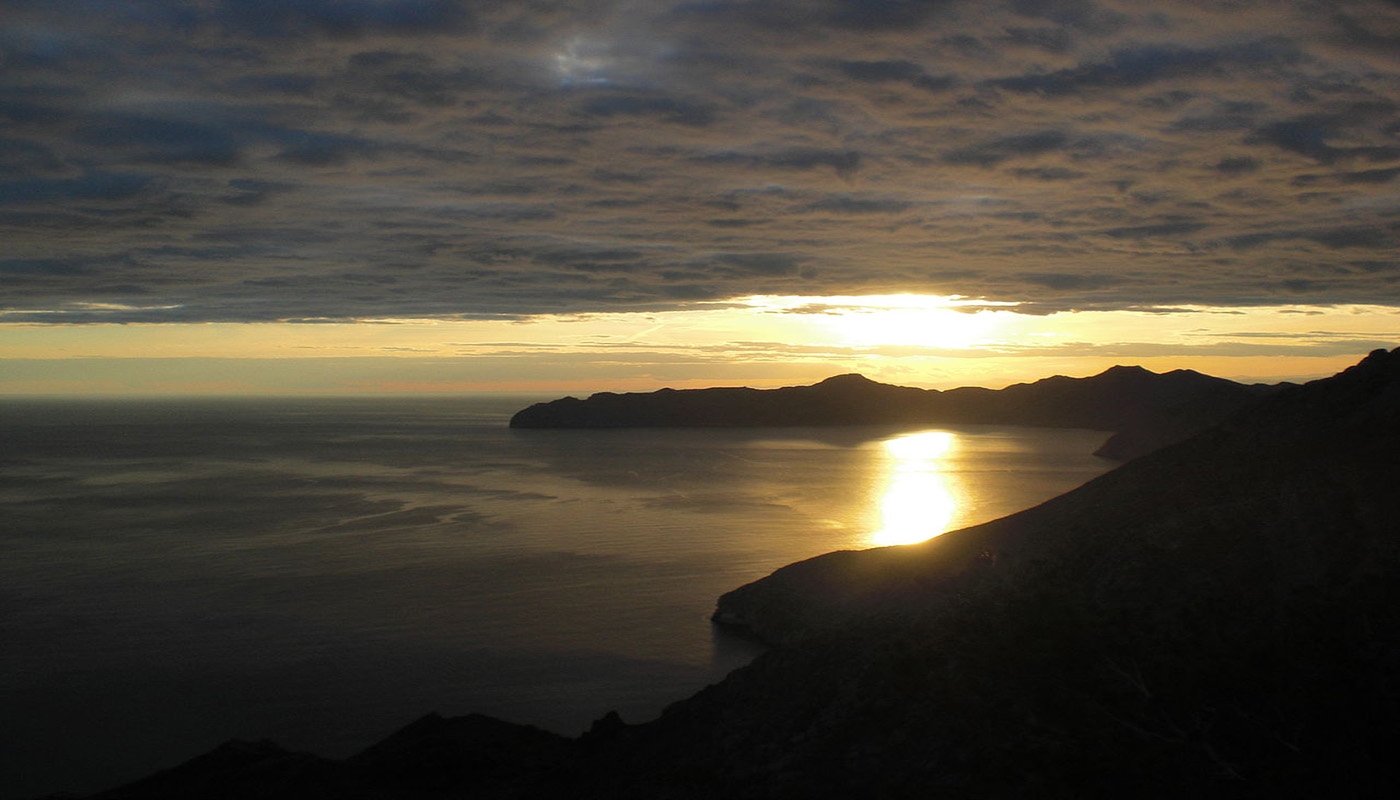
[
  {"left": 741, "top": 294, "right": 1014, "bottom": 349},
  {"left": 3, "top": 298, "right": 1393, "bottom": 395},
  {"left": 870, "top": 430, "right": 959, "bottom": 547},
  {"left": 555, "top": 37, "right": 611, "bottom": 86}
]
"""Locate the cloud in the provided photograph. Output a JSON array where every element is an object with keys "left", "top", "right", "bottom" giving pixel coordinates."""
[
  {"left": 708, "top": 252, "right": 805, "bottom": 276},
  {"left": 663, "top": 0, "right": 960, "bottom": 36},
  {"left": 696, "top": 148, "right": 864, "bottom": 177},
  {"left": 1251, "top": 109, "right": 1400, "bottom": 165},
  {"left": 0, "top": 258, "right": 89, "bottom": 276},
  {"left": 1224, "top": 226, "right": 1398, "bottom": 251},
  {"left": 215, "top": 0, "right": 480, "bottom": 39},
  {"left": 75, "top": 112, "right": 244, "bottom": 167},
  {"left": 1010, "top": 167, "right": 1086, "bottom": 181},
  {"left": 993, "top": 40, "right": 1301, "bottom": 97},
  {"left": 834, "top": 59, "right": 955, "bottom": 92},
  {"left": 825, "top": 0, "right": 957, "bottom": 31},
  {"left": 2, "top": 0, "right": 1400, "bottom": 324},
  {"left": 1292, "top": 166, "right": 1400, "bottom": 186},
  {"left": 0, "top": 172, "right": 153, "bottom": 205},
  {"left": 1099, "top": 221, "right": 1208, "bottom": 239},
  {"left": 1212, "top": 156, "right": 1260, "bottom": 175},
  {"left": 1018, "top": 272, "right": 1130, "bottom": 291},
  {"left": 942, "top": 130, "right": 1071, "bottom": 167},
  {"left": 807, "top": 195, "right": 914, "bottom": 214},
  {"left": 578, "top": 92, "right": 718, "bottom": 127}
]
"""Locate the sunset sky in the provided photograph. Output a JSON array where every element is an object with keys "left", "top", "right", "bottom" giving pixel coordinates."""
[{"left": 3, "top": 0, "right": 1399, "bottom": 394}]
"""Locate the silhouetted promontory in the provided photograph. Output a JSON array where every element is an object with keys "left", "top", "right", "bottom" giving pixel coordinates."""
[
  {"left": 511, "top": 366, "right": 1281, "bottom": 460},
  {"left": 64, "top": 349, "right": 1400, "bottom": 799}
]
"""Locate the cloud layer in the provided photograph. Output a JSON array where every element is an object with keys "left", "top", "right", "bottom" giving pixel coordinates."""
[{"left": 4, "top": 0, "right": 1400, "bottom": 323}]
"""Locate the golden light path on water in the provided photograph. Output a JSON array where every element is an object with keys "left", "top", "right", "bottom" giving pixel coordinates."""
[{"left": 869, "top": 430, "right": 959, "bottom": 547}]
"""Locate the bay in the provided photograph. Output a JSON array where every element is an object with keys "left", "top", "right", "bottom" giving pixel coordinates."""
[{"left": 0, "top": 395, "right": 1114, "bottom": 799}]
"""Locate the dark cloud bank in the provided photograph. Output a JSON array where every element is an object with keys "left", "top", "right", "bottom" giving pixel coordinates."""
[{"left": 3, "top": 0, "right": 1400, "bottom": 324}]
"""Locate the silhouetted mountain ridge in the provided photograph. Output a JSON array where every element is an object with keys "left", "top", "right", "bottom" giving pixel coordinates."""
[{"left": 510, "top": 366, "right": 1281, "bottom": 459}]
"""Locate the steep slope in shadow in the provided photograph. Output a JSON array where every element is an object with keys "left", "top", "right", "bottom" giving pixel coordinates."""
[
  {"left": 713, "top": 348, "right": 1399, "bottom": 646},
  {"left": 578, "top": 348, "right": 1400, "bottom": 797}
]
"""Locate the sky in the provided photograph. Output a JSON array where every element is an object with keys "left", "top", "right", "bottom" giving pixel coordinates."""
[{"left": 3, "top": 0, "right": 1399, "bottom": 394}]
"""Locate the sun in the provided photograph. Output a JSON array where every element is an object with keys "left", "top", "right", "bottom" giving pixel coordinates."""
[
  {"left": 742, "top": 294, "right": 1012, "bottom": 350},
  {"left": 826, "top": 305, "right": 998, "bottom": 349}
]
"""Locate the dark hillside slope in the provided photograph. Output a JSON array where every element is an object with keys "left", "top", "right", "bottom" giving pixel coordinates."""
[
  {"left": 714, "top": 347, "right": 1399, "bottom": 645},
  {"left": 655, "top": 347, "right": 1400, "bottom": 797}
]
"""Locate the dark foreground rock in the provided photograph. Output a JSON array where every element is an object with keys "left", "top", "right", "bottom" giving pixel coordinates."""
[
  {"left": 510, "top": 368, "right": 1278, "bottom": 462},
  {"left": 698, "top": 347, "right": 1400, "bottom": 796},
  {"left": 1090, "top": 377, "right": 1295, "bottom": 459},
  {"left": 83, "top": 714, "right": 572, "bottom": 800},
  {"left": 68, "top": 349, "right": 1400, "bottom": 799}
]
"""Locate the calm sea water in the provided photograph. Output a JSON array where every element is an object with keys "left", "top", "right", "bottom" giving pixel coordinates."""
[{"left": 0, "top": 395, "right": 1114, "bottom": 799}]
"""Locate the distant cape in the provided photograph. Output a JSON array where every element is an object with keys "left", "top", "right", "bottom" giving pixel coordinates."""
[{"left": 510, "top": 366, "right": 1282, "bottom": 460}]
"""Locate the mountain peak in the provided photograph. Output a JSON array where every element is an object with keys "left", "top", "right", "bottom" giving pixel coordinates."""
[
  {"left": 814, "top": 373, "right": 881, "bottom": 388},
  {"left": 1096, "top": 364, "right": 1154, "bottom": 378},
  {"left": 1346, "top": 347, "right": 1400, "bottom": 379}
]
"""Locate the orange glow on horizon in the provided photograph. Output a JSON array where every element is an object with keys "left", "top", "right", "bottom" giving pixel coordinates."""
[{"left": 1, "top": 297, "right": 1394, "bottom": 395}]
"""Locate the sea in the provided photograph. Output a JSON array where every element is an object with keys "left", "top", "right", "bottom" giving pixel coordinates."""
[{"left": 0, "top": 395, "right": 1115, "bottom": 799}]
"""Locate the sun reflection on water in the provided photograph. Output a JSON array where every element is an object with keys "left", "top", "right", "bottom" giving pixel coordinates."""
[{"left": 870, "top": 430, "right": 959, "bottom": 547}]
